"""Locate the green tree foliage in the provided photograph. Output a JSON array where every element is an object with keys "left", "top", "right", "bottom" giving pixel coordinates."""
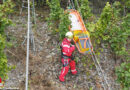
[
  {"left": 47, "top": 0, "right": 71, "bottom": 40},
  {"left": 90, "top": 2, "right": 129, "bottom": 56},
  {"left": 103, "top": 1, "right": 129, "bottom": 56},
  {"left": 58, "top": 12, "right": 71, "bottom": 40},
  {"left": 113, "top": 1, "right": 130, "bottom": 89},
  {"left": 78, "top": 0, "right": 93, "bottom": 21},
  {"left": 88, "top": 2, "right": 129, "bottom": 89},
  {"left": 0, "top": 0, "right": 14, "bottom": 34},
  {"left": 0, "top": 35, "right": 11, "bottom": 79},
  {"left": 47, "top": 0, "right": 63, "bottom": 21},
  {"left": 46, "top": 0, "right": 63, "bottom": 31},
  {"left": 0, "top": 0, "right": 14, "bottom": 80},
  {"left": 106, "top": 2, "right": 129, "bottom": 56},
  {"left": 116, "top": 62, "right": 130, "bottom": 89},
  {"left": 111, "top": 10, "right": 130, "bottom": 89},
  {"left": 93, "top": 2, "right": 113, "bottom": 44}
]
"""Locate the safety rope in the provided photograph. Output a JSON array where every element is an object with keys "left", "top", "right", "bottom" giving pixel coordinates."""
[
  {"left": 25, "top": 0, "right": 30, "bottom": 90},
  {"left": 67, "top": 0, "right": 74, "bottom": 9},
  {"left": 70, "top": 0, "right": 111, "bottom": 89},
  {"left": 70, "top": 0, "right": 75, "bottom": 9}
]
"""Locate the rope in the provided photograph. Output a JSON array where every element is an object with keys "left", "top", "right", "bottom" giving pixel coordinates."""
[
  {"left": 74, "top": 0, "right": 111, "bottom": 89},
  {"left": 25, "top": 0, "right": 30, "bottom": 90},
  {"left": 70, "top": 0, "right": 75, "bottom": 9},
  {"left": 91, "top": 52, "right": 106, "bottom": 89},
  {"left": 92, "top": 51, "right": 110, "bottom": 89},
  {"left": 68, "top": 0, "right": 74, "bottom": 9}
]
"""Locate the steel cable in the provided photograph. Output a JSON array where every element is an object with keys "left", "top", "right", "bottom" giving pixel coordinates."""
[{"left": 25, "top": 0, "right": 30, "bottom": 90}]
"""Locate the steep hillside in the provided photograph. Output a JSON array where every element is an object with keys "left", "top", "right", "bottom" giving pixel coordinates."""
[{"left": 3, "top": 9, "right": 121, "bottom": 90}]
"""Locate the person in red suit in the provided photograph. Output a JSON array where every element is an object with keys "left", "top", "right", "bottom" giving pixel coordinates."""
[{"left": 59, "top": 31, "right": 77, "bottom": 82}]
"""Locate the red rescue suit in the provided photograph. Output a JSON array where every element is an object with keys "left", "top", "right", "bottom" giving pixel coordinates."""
[
  {"left": 0, "top": 77, "right": 2, "bottom": 87},
  {"left": 59, "top": 38, "right": 77, "bottom": 82},
  {"left": 0, "top": 77, "right": 1, "bottom": 83}
]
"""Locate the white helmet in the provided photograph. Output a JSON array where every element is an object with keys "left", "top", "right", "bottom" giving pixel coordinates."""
[{"left": 65, "top": 31, "right": 73, "bottom": 39}]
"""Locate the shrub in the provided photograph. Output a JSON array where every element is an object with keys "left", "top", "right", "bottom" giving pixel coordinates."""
[
  {"left": 47, "top": 0, "right": 71, "bottom": 40},
  {"left": 116, "top": 62, "right": 130, "bottom": 89},
  {"left": 0, "top": 0, "right": 14, "bottom": 80}
]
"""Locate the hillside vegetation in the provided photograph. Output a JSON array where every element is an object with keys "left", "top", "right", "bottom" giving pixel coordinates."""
[{"left": 0, "top": 0, "right": 129, "bottom": 90}]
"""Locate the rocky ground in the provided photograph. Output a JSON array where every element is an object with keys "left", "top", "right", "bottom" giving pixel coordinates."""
[{"left": 2, "top": 8, "right": 122, "bottom": 90}]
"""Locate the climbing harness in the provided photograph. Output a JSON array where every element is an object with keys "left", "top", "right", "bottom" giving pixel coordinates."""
[
  {"left": 67, "top": 0, "right": 111, "bottom": 89},
  {"left": 60, "top": 46, "right": 74, "bottom": 60}
]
